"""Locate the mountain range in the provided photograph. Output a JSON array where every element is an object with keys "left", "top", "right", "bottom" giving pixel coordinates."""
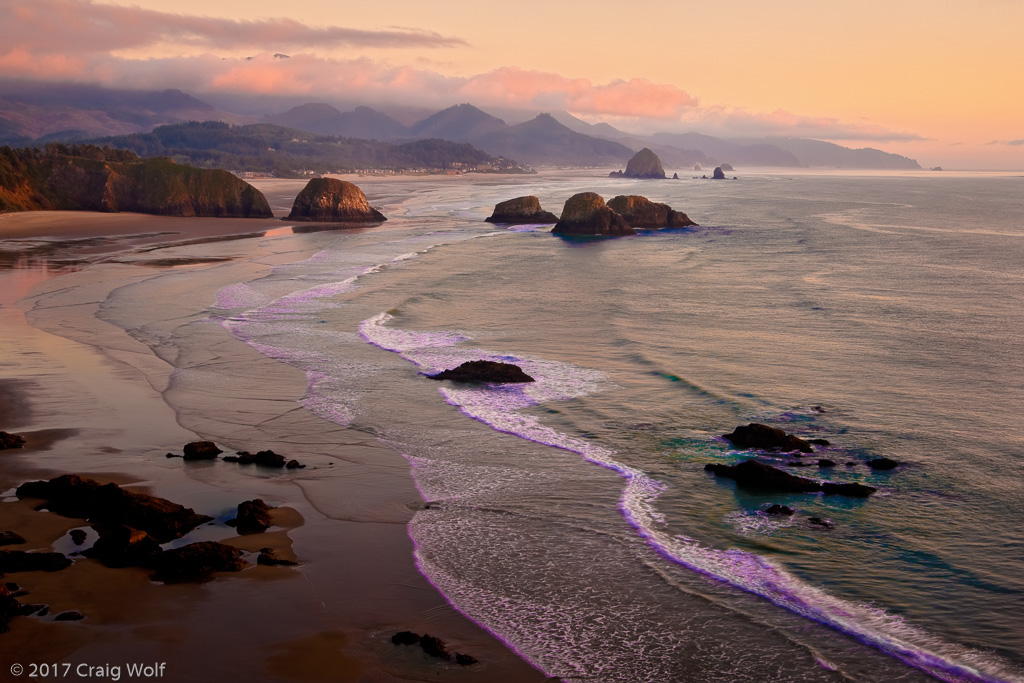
[{"left": 0, "top": 81, "right": 921, "bottom": 170}]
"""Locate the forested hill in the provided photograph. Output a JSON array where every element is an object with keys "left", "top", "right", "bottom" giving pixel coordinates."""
[{"left": 92, "top": 121, "right": 528, "bottom": 176}]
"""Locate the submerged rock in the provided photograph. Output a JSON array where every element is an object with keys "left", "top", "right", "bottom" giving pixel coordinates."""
[
  {"left": 705, "top": 459, "right": 877, "bottom": 497},
  {"left": 606, "top": 195, "right": 696, "bottom": 229},
  {"left": 552, "top": 192, "right": 634, "bottom": 236},
  {"left": 623, "top": 148, "right": 666, "bottom": 179},
  {"left": 427, "top": 360, "right": 534, "bottom": 383},
  {"left": 722, "top": 424, "right": 814, "bottom": 453},
  {"left": 808, "top": 517, "right": 834, "bottom": 529},
  {"left": 16, "top": 474, "right": 212, "bottom": 543},
  {"left": 764, "top": 504, "right": 794, "bottom": 516},
  {"left": 867, "top": 457, "right": 900, "bottom": 470},
  {"left": 287, "top": 178, "right": 386, "bottom": 223},
  {"left": 484, "top": 195, "right": 557, "bottom": 224},
  {"left": 0, "top": 431, "right": 25, "bottom": 449}
]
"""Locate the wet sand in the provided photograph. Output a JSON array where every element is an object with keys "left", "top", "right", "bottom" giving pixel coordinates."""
[{"left": 0, "top": 185, "right": 550, "bottom": 682}]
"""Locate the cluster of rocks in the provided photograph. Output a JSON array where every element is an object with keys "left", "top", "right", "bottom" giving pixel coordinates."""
[
  {"left": 168, "top": 441, "right": 305, "bottom": 469},
  {"left": 1, "top": 580, "right": 83, "bottom": 632},
  {"left": 427, "top": 360, "right": 535, "bottom": 383},
  {"left": 286, "top": 178, "right": 386, "bottom": 224},
  {"left": 0, "top": 431, "right": 26, "bottom": 449},
  {"left": 391, "top": 631, "right": 479, "bottom": 666}
]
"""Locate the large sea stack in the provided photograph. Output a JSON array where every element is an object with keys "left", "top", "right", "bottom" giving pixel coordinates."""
[
  {"left": 606, "top": 195, "right": 697, "bottom": 229},
  {"left": 552, "top": 192, "right": 635, "bottom": 236},
  {"left": 287, "top": 178, "right": 386, "bottom": 223},
  {"left": 484, "top": 196, "right": 558, "bottom": 224},
  {"left": 622, "top": 148, "right": 666, "bottom": 179}
]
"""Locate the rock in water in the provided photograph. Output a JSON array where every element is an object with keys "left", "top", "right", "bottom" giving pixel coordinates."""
[
  {"left": 485, "top": 195, "right": 558, "bottom": 224},
  {"left": 287, "top": 178, "right": 386, "bottom": 223},
  {"left": 0, "top": 431, "right": 26, "bottom": 449},
  {"left": 867, "top": 457, "right": 900, "bottom": 470},
  {"left": 712, "top": 166, "right": 726, "bottom": 180},
  {"left": 234, "top": 499, "right": 274, "bottom": 533},
  {"left": 623, "top": 148, "right": 666, "bottom": 179},
  {"left": 606, "top": 195, "right": 697, "bottom": 229},
  {"left": 719, "top": 163, "right": 734, "bottom": 171},
  {"left": 427, "top": 360, "right": 534, "bottom": 383},
  {"left": 182, "top": 441, "right": 222, "bottom": 460},
  {"left": 552, "top": 192, "right": 635, "bottom": 236},
  {"left": 722, "top": 424, "right": 814, "bottom": 453},
  {"left": 705, "top": 459, "right": 877, "bottom": 497}
]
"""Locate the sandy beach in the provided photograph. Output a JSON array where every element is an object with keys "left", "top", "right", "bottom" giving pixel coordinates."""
[{"left": 0, "top": 180, "right": 550, "bottom": 682}]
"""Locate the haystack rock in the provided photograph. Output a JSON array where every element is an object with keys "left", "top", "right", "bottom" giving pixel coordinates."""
[
  {"left": 287, "top": 178, "right": 386, "bottom": 223},
  {"left": 606, "top": 195, "right": 697, "bottom": 229},
  {"left": 552, "top": 192, "right": 635, "bottom": 236},
  {"left": 623, "top": 148, "right": 666, "bottom": 179},
  {"left": 484, "top": 196, "right": 558, "bottom": 224},
  {"left": 712, "top": 167, "right": 726, "bottom": 180},
  {"left": 719, "top": 163, "right": 734, "bottom": 171}
]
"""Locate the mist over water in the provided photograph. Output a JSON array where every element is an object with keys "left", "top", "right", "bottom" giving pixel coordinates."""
[{"left": 215, "top": 173, "right": 1024, "bottom": 682}]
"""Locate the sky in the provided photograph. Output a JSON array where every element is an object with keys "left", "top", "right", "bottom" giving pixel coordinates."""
[{"left": 1, "top": 0, "right": 1022, "bottom": 169}]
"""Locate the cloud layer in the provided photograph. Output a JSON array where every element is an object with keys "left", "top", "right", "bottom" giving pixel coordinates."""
[{"left": 0, "top": 0, "right": 922, "bottom": 143}]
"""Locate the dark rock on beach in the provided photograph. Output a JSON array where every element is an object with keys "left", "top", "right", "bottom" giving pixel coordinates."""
[
  {"left": 867, "top": 457, "right": 900, "bottom": 470},
  {"left": 623, "top": 148, "right": 666, "bottom": 179},
  {"left": 484, "top": 195, "right": 558, "bottom": 224},
  {"left": 705, "top": 459, "right": 877, "bottom": 497},
  {"left": 0, "top": 531, "right": 26, "bottom": 546},
  {"left": 54, "top": 611, "right": 85, "bottom": 621},
  {"left": 287, "top": 178, "right": 386, "bottom": 223},
  {"left": 552, "top": 192, "right": 635, "bottom": 236},
  {"left": 455, "top": 653, "right": 479, "bottom": 666},
  {"left": 606, "top": 195, "right": 697, "bottom": 229},
  {"left": 183, "top": 440, "right": 222, "bottom": 460},
  {"left": 419, "top": 634, "right": 451, "bottom": 659},
  {"left": 230, "top": 450, "right": 290, "bottom": 468},
  {"left": 151, "top": 541, "right": 246, "bottom": 583},
  {"left": 233, "top": 499, "right": 274, "bottom": 534},
  {"left": 0, "top": 431, "right": 26, "bottom": 449},
  {"left": 427, "top": 360, "right": 534, "bottom": 383},
  {"left": 391, "top": 631, "right": 421, "bottom": 646},
  {"left": 0, "top": 550, "right": 72, "bottom": 573},
  {"left": 722, "top": 424, "right": 814, "bottom": 453},
  {"left": 69, "top": 529, "right": 87, "bottom": 545},
  {"left": 85, "top": 524, "right": 162, "bottom": 568},
  {"left": 16, "top": 474, "right": 212, "bottom": 543},
  {"left": 257, "top": 548, "right": 298, "bottom": 567}
]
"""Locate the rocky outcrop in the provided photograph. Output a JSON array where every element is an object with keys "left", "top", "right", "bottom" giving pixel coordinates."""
[
  {"left": 552, "top": 192, "right": 635, "bottom": 236},
  {"left": 712, "top": 167, "right": 726, "bottom": 180},
  {"left": 0, "top": 431, "right": 25, "bottom": 449},
  {"left": 286, "top": 178, "right": 386, "bottom": 223},
  {"left": 623, "top": 148, "right": 666, "bottom": 179},
  {"left": 606, "top": 195, "right": 697, "bottom": 229},
  {"left": 722, "top": 424, "right": 814, "bottom": 453},
  {"left": 705, "top": 459, "right": 877, "bottom": 497},
  {"left": 427, "top": 360, "right": 534, "bottom": 383},
  {"left": 231, "top": 499, "right": 274, "bottom": 534},
  {"left": 16, "top": 474, "right": 212, "bottom": 542},
  {"left": 1, "top": 146, "right": 273, "bottom": 217},
  {"left": 484, "top": 195, "right": 557, "bottom": 224}
]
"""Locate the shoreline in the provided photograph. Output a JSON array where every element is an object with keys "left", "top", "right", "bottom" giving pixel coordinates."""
[{"left": 0, "top": 200, "right": 550, "bottom": 681}]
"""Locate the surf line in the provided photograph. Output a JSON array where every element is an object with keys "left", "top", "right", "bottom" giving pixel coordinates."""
[{"left": 359, "top": 311, "right": 1016, "bottom": 683}]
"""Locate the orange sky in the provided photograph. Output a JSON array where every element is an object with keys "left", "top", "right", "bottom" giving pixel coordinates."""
[{"left": 2, "top": 0, "right": 1022, "bottom": 168}]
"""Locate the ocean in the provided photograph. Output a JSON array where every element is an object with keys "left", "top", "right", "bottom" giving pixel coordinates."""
[{"left": 84, "top": 171, "right": 1024, "bottom": 681}]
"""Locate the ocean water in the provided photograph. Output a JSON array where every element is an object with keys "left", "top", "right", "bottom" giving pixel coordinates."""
[{"left": 164, "top": 172, "right": 1024, "bottom": 681}]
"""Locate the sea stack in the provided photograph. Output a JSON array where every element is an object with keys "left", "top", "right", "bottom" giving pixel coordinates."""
[
  {"left": 287, "top": 178, "right": 386, "bottom": 223},
  {"left": 484, "top": 196, "right": 558, "bottom": 224},
  {"left": 623, "top": 148, "right": 666, "bottom": 179},
  {"left": 552, "top": 192, "right": 634, "bottom": 236},
  {"left": 712, "top": 167, "right": 726, "bottom": 180},
  {"left": 606, "top": 195, "right": 697, "bottom": 229}
]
